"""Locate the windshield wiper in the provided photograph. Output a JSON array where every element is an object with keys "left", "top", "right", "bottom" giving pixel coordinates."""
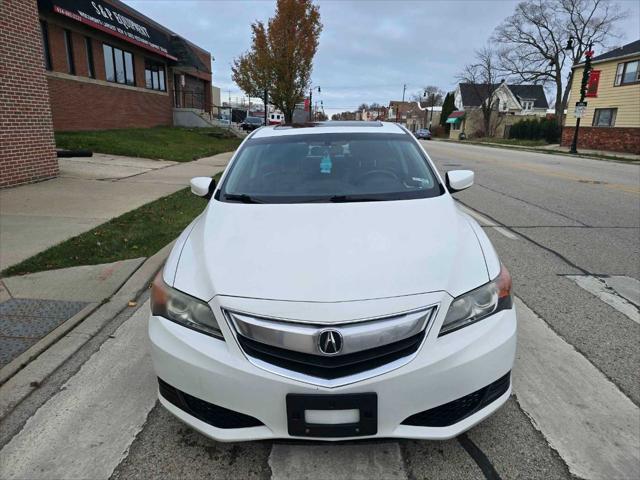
[
  {"left": 329, "top": 195, "right": 386, "bottom": 203},
  {"left": 224, "top": 193, "right": 265, "bottom": 204}
]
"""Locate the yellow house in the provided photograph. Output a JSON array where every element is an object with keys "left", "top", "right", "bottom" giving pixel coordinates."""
[{"left": 562, "top": 40, "right": 640, "bottom": 154}]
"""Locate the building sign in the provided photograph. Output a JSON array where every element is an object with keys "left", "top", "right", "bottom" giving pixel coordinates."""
[
  {"left": 574, "top": 101, "right": 587, "bottom": 118},
  {"left": 38, "top": 0, "right": 177, "bottom": 60}
]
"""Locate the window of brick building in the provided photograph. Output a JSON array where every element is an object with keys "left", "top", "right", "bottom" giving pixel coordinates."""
[
  {"left": 592, "top": 108, "right": 617, "bottom": 127},
  {"left": 145, "top": 60, "right": 166, "bottom": 91},
  {"left": 40, "top": 21, "right": 52, "bottom": 70},
  {"left": 85, "top": 37, "right": 95, "bottom": 78},
  {"left": 63, "top": 29, "right": 75, "bottom": 75},
  {"left": 103, "top": 43, "right": 135, "bottom": 86}
]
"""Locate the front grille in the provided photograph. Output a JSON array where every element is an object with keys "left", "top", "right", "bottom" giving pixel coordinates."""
[
  {"left": 237, "top": 330, "right": 426, "bottom": 379},
  {"left": 158, "top": 378, "right": 263, "bottom": 429},
  {"left": 401, "top": 372, "right": 511, "bottom": 427}
]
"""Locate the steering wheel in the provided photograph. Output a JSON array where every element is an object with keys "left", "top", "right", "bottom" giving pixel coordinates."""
[{"left": 355, "top": 169, "right": 400, "bottom": 184}]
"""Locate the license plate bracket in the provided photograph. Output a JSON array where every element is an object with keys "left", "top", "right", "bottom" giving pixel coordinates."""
[{"left": 286, "top": 393, "right": 377, "bottom": 437}]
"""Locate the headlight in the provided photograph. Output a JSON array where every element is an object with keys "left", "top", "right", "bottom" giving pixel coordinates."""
[
  {"left": 150, "top": 271, "right": 223, "bottom": 339},
  {"left": 440, "top": 264, "right": 512, "bottom": 336}
]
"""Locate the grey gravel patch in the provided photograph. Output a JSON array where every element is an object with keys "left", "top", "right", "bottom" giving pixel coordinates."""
[
  {"left": 0, "top": 337, "right": 38, "bottom": 366},
  {"left": 111, "top": 405, "right": 272, "bottom": 480},
  {"left": 0, "top": 298, "right": 88, "bottom": 366},
  {"left": 269, "top": 441, "right": 406, "bottom": 480},
  {"left": 466, "top": 397, "right": 573, "bottom": 480},
  {"left": 399, "top": 438, "right": 483, "bottom": 480}
]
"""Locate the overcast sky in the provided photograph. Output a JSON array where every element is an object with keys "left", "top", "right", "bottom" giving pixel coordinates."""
[{"left": 127, "top": 0, "right": 640, "bottom": 116}]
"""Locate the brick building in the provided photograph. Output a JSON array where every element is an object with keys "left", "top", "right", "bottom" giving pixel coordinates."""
[
  {"left": 1, "top": 0, "right": 213, "bottom": 188},
  {"left": 1, "top": 0, "right": 58, "bottom": 188}
]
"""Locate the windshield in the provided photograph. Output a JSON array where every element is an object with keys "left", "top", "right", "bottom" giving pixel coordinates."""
[
  {"left": 218, "top": 133, "right": 443, "bottom": 203},
  {"left": 246, "top": 117, "right": 262, "bottom": 124}
]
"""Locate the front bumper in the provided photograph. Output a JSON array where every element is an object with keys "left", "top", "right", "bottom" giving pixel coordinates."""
[{"left": 149, "top": 300, "right": 516, "bottom": 442}]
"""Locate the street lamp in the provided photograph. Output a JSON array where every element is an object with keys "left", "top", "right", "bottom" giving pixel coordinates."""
[
  {"left": 565, "top": 37, "right": 594, "bottom": 154},
  {"left": 309, "top": 86, "right": 321, "bottom": 121}
]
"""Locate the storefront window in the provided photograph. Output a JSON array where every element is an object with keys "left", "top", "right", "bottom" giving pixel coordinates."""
[
  {"left": 103, "top": 43, "right": 135, "bottom": 86},
  {"left": 103, "top": 45, "right": 115, "bottom": 82},
  {"left": 144, "top": 60, "right": 166, "bottom": 91},
  {"left": 85, "top": 37, "right": 94, "bottom": 78},
  {"left": 63, "top": 29, "right": 75, "bottom": 75},
  {"left": 40, "top": 21, "right": 52, "bottom": 71}
]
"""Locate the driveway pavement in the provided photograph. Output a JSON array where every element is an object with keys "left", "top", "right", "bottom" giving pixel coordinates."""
[{"left": 0, "top": 152, "right": 233, "bottom": 270}]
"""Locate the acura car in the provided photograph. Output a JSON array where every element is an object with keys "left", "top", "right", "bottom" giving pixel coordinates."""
[{"left": 149, "top": 121, "right": 517, "bottom": 442}]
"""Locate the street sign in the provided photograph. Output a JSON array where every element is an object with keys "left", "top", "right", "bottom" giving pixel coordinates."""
[{"left": 574, "top": 101, "right": 587, "bottom": 118}]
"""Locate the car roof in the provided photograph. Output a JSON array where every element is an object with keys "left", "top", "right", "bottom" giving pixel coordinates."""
[{"left": 251, "top": 121, "right": 407, "bottom": 138}]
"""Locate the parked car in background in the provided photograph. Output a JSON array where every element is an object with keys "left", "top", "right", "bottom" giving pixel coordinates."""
[
  {"left": 241, "top": 116, "right": 264, "bottom": 131},
  {"left": 414, "top": 128, "right": 432, "bottom": 140},
  {"left": 269, "top": 112, "right": 285, "bottom": 125}
]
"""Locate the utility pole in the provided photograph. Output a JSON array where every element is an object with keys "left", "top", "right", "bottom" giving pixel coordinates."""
[
  {"left": 397, "top": 84, "right": 407, "bottom": 123},
  {"left": 308, "top": 86, "right": 321, "bottom": 122},
  {"left": 569, "top": 42, "right": 594, "bottom": 154},
  {"left": 263, "top": 89, "right": 268, "bottom": 126}
]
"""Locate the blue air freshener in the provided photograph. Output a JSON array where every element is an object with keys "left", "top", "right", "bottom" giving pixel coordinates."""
[{"left": 320, "top": 154, "right": 332, "bottom": 174}]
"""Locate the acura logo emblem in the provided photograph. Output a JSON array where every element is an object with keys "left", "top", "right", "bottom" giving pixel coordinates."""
[{"left": 318, "top": 329, "right": 343, "bottom": 355}]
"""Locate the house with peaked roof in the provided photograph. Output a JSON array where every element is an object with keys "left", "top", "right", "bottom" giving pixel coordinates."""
[
  {"left": 562, "top": 39, "right": 640, "bottom": 154},
  {"left": 446, "top": 82, "right": 549, "bottom": 139}
]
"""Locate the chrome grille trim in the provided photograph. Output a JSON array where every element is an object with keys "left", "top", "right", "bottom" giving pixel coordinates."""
[
  {"left": 227, "top": 307, "right": 435, "bottom": 357},
  {"left": 223, "top": 305, "right": 438, "bottom": 387}
]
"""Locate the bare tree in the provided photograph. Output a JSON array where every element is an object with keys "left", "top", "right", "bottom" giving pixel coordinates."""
[
  {"left": 422, "top": 86, "right": 444, "bottom": 130},
  {"left": 422, "top": 86, "right": 444, "bottom": 107},
  {"left": 457, "top": 47, "right": 502, "bottom": 137},
  {"left": 493, "top": 0, "right": 624, "bottom": 125}
]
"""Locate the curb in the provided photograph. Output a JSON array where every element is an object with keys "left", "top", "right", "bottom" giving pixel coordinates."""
[{"left": 0, "top": 241, "right": 174, "bottom": 420}]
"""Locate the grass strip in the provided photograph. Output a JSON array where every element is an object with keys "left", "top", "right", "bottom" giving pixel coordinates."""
[
  {"left": 2, "top": 175, "right": 221, "bottom": 276},
  {"left": 55, "top": 126, "right": 242, "bottom": 162}
]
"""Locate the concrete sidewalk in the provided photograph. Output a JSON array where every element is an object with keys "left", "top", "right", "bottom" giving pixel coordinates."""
[{"left": 0, "top": 151, "right": 233, "bottom": 271}]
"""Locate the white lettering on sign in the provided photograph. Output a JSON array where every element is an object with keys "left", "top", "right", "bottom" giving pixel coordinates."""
[{"left": 90, "top": 1, "right": 150, "bottom": 38}]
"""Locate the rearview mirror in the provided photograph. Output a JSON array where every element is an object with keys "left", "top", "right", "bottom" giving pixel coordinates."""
[
  {"left": 446, "top": 170, "right": 474, "bottom": 192},
  {"left": 190, "top": 177, "right": 216, "bottom": 199}
]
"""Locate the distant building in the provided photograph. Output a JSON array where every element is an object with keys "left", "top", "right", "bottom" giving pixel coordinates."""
[
  {"left": 211, "top": 86, "right": 221, "bottom": 115},
  {"left": 562, "top": 39, "right": 640, "bottom": 154},
  {"left": 360, "top": 106, "right": 388, "bottom": 122},
  {"left": 388, "top": 101, "right": 413, "bottom": 123},
  {"left": 446, "top": 82, "right": 549, "bottom": 139},
  {"left": 406, "top": 104, "right": 441, "bottom": 132}
]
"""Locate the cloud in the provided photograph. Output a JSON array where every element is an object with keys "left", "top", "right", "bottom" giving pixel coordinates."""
[{"left": 127, "top": 0, "right": 640, "bottom": 115}]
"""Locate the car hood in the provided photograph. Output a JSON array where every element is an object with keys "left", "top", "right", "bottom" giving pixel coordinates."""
[{"left": 172, "top": 196, "right": 491, "bottom": 303}]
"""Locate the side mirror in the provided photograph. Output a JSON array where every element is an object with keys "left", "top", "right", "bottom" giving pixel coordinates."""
[
  {"left": 190, "top": 176, "right": 216, "bottom": 199},
  {"left": 446, "top": 170, "right": 474, "bottom": 192}
]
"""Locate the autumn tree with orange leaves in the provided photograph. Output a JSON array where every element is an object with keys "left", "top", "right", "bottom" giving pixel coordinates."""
[{"left": 232, "top": 0, "right": 322, "bottom": 123}]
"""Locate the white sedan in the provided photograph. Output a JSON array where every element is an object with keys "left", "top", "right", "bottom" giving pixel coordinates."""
[{"left": 149, "top": 121, "right": 516, "bottom": 441}]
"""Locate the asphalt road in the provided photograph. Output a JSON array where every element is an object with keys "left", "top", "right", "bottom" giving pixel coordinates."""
[{"left": 1, "top": 141, "right": 638, "bottom": 480}]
